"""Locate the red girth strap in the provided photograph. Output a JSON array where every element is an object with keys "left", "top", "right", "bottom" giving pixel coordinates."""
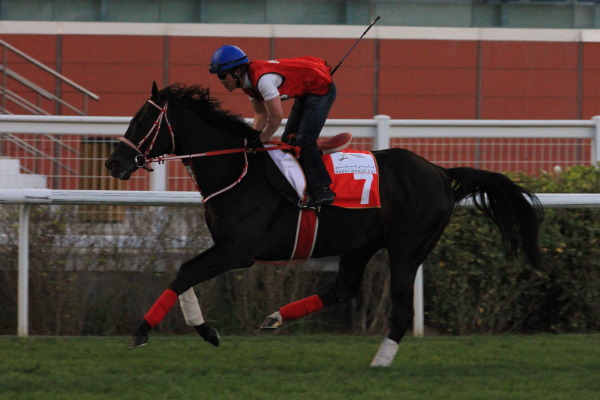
[{"left": 290, "top": 209, "right": 318, "bottom": 260}]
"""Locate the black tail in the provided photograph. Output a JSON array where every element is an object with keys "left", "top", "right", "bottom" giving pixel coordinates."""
[{"left": 445, "top": 167, "right": 542, "bottom": 268}]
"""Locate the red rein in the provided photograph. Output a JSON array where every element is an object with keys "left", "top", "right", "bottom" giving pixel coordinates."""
[
  {"left": 121, "top": 98, "right": 299, "bottom": 201},
  {"left": 147, "top": 140, "right": 300, "bottom": 165}
]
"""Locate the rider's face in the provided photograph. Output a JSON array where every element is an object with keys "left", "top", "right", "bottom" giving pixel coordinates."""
[{"left": 218, "top": 71, "right": 238, "bottom": 92}]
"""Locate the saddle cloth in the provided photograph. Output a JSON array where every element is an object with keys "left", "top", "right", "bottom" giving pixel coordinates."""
[{"left": 323, "top": 149, "right": 381, "bottom": 208}]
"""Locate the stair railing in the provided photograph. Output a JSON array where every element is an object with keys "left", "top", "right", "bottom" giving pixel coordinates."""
[{"left": 0, "top": 38, "right": 100, "bottom": 116}]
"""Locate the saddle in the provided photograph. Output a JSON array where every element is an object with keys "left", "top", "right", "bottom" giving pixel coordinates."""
[
  {"left": 316, "top": 132, "right": 353, "bottom": 155},
  {"left": 265, "top": 132, "right": 353, "bottom": 205}
]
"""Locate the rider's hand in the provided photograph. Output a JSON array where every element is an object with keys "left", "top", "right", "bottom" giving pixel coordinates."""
[{"left": 259, "top": 131, "right": 273, "bottom": 143}]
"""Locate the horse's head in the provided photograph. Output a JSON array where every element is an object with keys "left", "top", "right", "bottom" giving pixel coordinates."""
[
  {"left": 107, "top": 81, "right": 261, "bottom": 182},
  {"left": 105, "top": 82, "right": 175, "bottom": 180}
]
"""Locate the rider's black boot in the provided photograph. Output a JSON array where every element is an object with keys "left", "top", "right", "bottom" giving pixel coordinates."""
[{"left": 303, "top": 186, "right": 335, "bottom": 208}]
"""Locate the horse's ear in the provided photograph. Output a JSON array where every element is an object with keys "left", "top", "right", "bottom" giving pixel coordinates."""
[{"left": 151, "top": 81, "right": 159, "bottom": 97}]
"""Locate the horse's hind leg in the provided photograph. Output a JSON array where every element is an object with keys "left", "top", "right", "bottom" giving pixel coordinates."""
[
  {"left": 371, "top": 216, "right": 451, "bottom": 367},
  {"left": 260, "top": 242, "right": 380, "bottom": 329},
  {"left": 369, "top": 255, "right": 420, "bottom": 367}
]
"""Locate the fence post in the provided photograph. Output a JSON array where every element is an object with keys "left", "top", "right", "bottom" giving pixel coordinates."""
[
  {"left": 150, "top": 162, "right": 168, "bottom": 191},
  {"left": 593, "top": 116, "right": 600, "bottom": 165},
  {"left": 413, "top": 264, "right": 425, "bottom": 337},
  {"left": 18, "top": 204, "right": 30, "bottom": 337},
  {"left": 374, "top": 115, "right": 391, "bottom": 150}
]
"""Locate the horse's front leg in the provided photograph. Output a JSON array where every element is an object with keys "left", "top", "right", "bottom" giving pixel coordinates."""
[
  {"left": 133, "top": 292, "right": 216, "bottom": 349},
  {"left": 129, "top": 241, "right": 256, "bottom": 349},
  {"left": 179, "top": 288, "right": 220, "bottom": 346}
]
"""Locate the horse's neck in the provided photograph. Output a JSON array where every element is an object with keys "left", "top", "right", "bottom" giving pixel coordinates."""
[
  {"left": 188, "top": 151, "right": 263, "bottom": 201},
  {"left": 175, "top": 120, "right": 252, "bottom": 199}
]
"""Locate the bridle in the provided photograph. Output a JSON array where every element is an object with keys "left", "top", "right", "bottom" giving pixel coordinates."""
[
  {"left": 119, "top": 99, "right": 175, "bottom": 172},
  {"left": 117, "top": 97, "right": 300, "bottom": 202},
  {"left": 120, "top": 98, "right": 299, "bottom": 169}
]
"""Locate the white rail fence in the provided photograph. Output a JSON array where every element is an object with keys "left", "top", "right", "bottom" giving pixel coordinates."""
[
  {"left": 2, "top": 189, "right": 600, "bottom": 338},
  {"left": 1, "top": 114, "right": 599, "bottom": 192},
  {"left": 1, "top": 115, "right": 599, "bottom": 337},
  {"left": 1, "top": 114, "right": 599, "bottom": 155}
]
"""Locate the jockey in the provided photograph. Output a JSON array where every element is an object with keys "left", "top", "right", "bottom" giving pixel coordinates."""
[{"left": 209, "top": 45, "right": 337, "bottom": 208}]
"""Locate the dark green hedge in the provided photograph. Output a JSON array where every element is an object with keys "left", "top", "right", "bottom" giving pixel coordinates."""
[{"left": 425, "top": 165, "right": 600, "bottom": 334}]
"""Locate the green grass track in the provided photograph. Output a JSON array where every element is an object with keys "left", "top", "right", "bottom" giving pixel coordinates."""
[{"left": 1, "top": 334, "right": 598, "bottom": 400}]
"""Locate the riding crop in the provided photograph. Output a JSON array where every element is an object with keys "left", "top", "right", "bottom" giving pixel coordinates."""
[{"left": 330, "top": 16, "right": 381, "bottom": 76}]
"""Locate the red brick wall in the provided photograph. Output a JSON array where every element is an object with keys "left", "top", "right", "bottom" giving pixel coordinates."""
[
  {"left": 582, "top": 42, "right": 600, "bottom": 119},
  {"left": 1, "top": 33, "right": 597, "bottom": 120},
  {"left": 378, "top": 39, "right": 479, "bottom": 119},
  {"left": 479, "top": 41, "right": 580, "bottom": 119}
]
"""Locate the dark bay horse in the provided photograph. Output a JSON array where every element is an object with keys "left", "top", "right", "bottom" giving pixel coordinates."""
[{"left": 105, "top": 83, "right": 542, "bottom": 367}]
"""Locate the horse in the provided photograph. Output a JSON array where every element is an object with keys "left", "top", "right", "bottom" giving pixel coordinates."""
[{"left": 105, "top": 82, "right": 542, "bottom": 367}]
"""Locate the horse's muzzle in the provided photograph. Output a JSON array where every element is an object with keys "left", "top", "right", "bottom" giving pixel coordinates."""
[{"left": 105, "top": 158, "right": 137, "bottom": 180}]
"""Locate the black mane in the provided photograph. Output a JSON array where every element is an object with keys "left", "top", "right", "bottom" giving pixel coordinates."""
[{"left": 159, "top": 83, "right": 258, "bottom": 140}]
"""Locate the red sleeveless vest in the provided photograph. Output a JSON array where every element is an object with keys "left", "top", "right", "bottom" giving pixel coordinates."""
[{"left": 243, "top": 57, "right": 332, "bottom": 101}]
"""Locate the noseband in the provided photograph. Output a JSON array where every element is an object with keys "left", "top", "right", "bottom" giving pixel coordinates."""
[{"left": 119, "top": 99, "right": 175, "bottom": 172}]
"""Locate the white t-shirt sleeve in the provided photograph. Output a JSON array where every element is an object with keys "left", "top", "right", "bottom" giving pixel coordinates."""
[{"left": 256, "top": 73, "right": 283, "bottom": 101}]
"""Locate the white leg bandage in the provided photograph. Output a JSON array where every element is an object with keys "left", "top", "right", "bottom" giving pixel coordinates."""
[
  {"left": 179, "top": 288, "right": 205, "bottom": 326},
  {"left": 370, "top": 338, "right": 399, "bottom": 367}
]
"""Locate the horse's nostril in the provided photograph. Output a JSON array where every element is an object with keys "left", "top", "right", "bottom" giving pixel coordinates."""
[{"left": 105, "top": 159, "right": 119, "bottom": 170}]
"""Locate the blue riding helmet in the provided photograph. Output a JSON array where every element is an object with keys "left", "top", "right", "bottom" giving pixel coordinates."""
[{"left": 209, "top": 45, "right": 250, "bottom": 74}]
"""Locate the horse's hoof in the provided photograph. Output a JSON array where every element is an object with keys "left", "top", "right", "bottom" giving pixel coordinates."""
[
  {"left": 260, "top": 312, "right": 282, "bottom": 330},
  {"left": 128, "top": 334, "right": 149, "bottom": 349},
  {"left": 195, "top": 323, "right": 220, "bottom": 347}
]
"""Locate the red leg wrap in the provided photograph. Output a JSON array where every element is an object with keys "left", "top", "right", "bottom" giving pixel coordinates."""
[
  {"left": 144, "top": 289, "right": 178, "bottom": 328},
  {"left": 279, "top": 295, "right": 323, "bottom": 321}
]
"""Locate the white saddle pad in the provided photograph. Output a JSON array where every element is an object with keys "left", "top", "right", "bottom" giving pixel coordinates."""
[{"left": 266, "top": 145, "right": 306, "bottom": 200}]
